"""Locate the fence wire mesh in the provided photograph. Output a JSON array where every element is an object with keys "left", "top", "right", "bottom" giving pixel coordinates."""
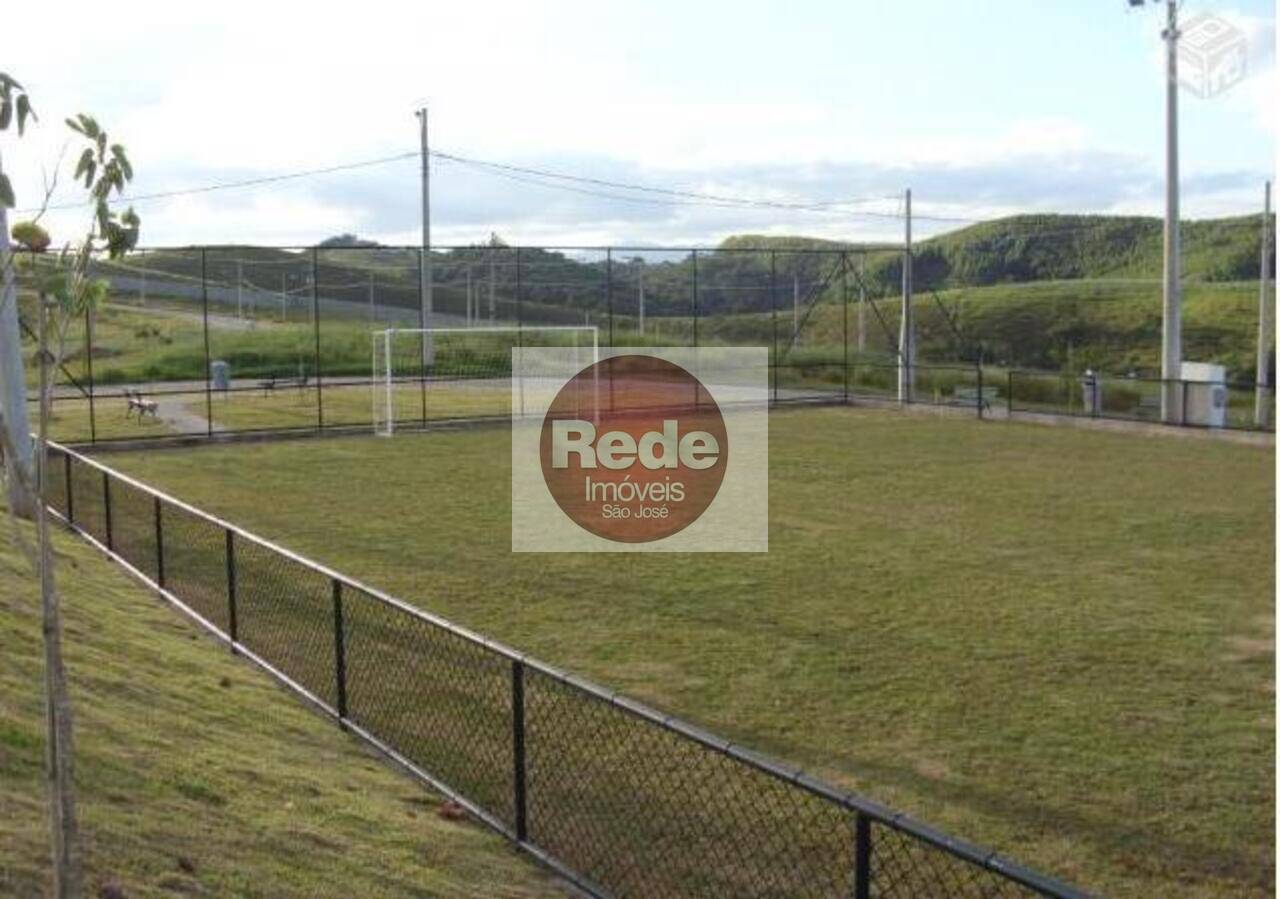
[
  {"left": 21, "top": 243, "right": 1266, "bottom": 446},
  {"left": 45, "top": 447, "right": 1087, "bottom": 899}
]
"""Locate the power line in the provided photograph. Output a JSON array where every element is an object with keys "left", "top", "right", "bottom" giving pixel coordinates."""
[
  {"left": 430, "top": 149, "right": 901, "bottom": 213},
  {"left": 17, "top": 152, "right": 418, "bottom": 214}
]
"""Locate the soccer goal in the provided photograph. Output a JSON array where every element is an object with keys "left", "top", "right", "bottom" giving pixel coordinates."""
[{"left": 371, "top": 325, "right": 599, "bottom": 435}]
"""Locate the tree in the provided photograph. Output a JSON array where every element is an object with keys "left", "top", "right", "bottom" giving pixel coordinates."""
[
  {"left": 0, "top": 75, "right": 140, "bottom": 898},
  {"left": 0, "top": 73, "right": 36, "bottom": 516}
]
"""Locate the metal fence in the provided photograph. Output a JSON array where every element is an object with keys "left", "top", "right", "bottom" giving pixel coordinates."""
[
  {"left": 1006, "top": 370, "right": 1274, "bottom": 430},
  {"left": 42, "top": 440, "right": 1088, "bottom": 899},
  {"left": 14, "top": 244, "right": 1272, "bottom": 444}
]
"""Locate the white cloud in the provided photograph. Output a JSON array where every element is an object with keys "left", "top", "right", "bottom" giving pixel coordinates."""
[{"left": 2, "top": 0, "right": 1271, "bottom": 248}]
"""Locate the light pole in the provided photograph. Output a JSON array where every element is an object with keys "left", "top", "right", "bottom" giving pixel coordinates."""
[
  {"left": 898, "top": 187, "right": 913, "bottom": 403},
  {"left": 416, "top": 106, "right": 434, "bottom": 364},
  {"left": 1131, "top": 0, "right": 1183, "bottom": 422}
]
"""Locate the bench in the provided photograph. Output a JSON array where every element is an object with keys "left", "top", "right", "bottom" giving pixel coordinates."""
[
  {"left": 953, "top": 385, "right": 999, "bottom": 411},
  {"left": 258, "top": 373, "right": 310, "bottom": 395},
  {"left": 124, "top": 388, "right": 158, "bottom": 420}
]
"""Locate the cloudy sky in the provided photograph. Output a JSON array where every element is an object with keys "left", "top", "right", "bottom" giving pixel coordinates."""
[{"left": 3, "top": 0, "right": 1275, "bottom": 248}]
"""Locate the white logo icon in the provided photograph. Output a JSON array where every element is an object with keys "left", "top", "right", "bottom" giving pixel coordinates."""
[{"left": 1178, "top": 14, "right": 1247, "bottom": 98}]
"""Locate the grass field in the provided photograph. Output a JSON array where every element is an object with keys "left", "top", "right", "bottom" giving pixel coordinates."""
[
  {"left": 0, "top": 502, "right": 565, "bottom": 896},
  {"left": 104, "top": 406, "right": 1275, "bottom": 898}
]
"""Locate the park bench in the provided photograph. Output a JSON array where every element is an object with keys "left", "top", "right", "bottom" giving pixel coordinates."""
[
  {"left": 953, "top": 385, "right": 998, "bottom": 411},
  {"left": 123, "top": 388, "right": 158, "bottom": 420},
  {"left": 258, "top": 372, "right": 310, "bottom": 395}
]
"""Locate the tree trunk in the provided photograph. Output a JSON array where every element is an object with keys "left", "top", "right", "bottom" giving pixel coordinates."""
[
  {"left": 0, "top": 149, "right": 35, "bottom": 518},
  {"left": 37, "top": 294, "right": 82, "bottom": 897}
]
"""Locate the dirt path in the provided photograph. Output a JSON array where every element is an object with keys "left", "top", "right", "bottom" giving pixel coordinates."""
[{"left": 154, "top": 395, "right": 222, "bottom": 435}]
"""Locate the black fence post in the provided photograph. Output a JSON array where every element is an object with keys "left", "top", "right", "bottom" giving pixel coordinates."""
[
  {"left": 85, "top": 306, "right": 97, "bottom": 444},
  {"left": 842, "top": 254, "right": 850, "bottom": 404},
  {"left": 225, "top": 529, "right": 238, "bottom": 650},
  {"left": 976, "top": 359, "right": 984, "bottom": 420},
  {"left": 605, "top": 247, "right": 614, "bottom": 349},
  {"left": 1006, "top": 370, "right": 1014, "bottom": 416},
  {"left": 332, "top": 579, "right": 349, "bottom": 725},
  {"left": 102, "top": 471, "right": 113, "bottom": 551},
  {"left": 691, "top": 249, "right": 699, "bottom": 349},
  {"left": 512, "top": 659, "right": 528, "bottom": 842},
  {"left": 201, "top": 248, "right": 213, "bottom": 437},
  {"left": 770, "top": 251, "right": 778, "bottom": 405},
  {"left": 1180, "top": 379, "right": 1188, "bottom": 426},
  {"left": 854, "top": 813, "right": 871, "bottom": 899},
  {"left": 64, "top": 453, "right": 73, "bottom": 524},
  {"left": 154, "top": 496, "right": 165, "bottom": 589},
  {"left": 312, "top": 246, "right": 324, "bottom": 431}
]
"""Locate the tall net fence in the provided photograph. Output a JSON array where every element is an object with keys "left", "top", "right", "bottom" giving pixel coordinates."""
[
  {"left": 41, "top": 442, "right": 1087, "bottom": 899},
  {"left": 12, "top": 242, "right": 1273, "bottom": 444}
]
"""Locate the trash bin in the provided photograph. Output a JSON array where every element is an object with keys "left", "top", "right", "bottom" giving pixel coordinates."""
[
  {"left": 211, "top": 360, "right": 230, "bottom": 391},
  {"left": 1080, "top": 370, "right": 1101, "bottom": 416},
  {"left": 1180, "top": 362, "right": 1227, "bottom": 428}
]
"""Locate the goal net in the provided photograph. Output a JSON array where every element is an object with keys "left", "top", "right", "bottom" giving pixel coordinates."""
[{"left": 372, "top": 326, "right": 599, "bottom": 435}]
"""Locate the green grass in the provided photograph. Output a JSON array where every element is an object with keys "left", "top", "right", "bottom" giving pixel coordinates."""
[
  {"left": 0, "top": 503, "right": 567, "bottom": 897},
  {"left": 105, "top": 406, "right": 1275, "bottom": 898}
]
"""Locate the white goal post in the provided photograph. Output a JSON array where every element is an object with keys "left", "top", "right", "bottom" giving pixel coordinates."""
[{"left": 372, "top": 325, "right": 599, "bottom": 435}]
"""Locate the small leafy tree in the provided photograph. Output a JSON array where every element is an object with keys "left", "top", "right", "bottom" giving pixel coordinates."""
[
  {"left": 0, "top": 74, "right": 140, "bottom": 898},
  {"left": 0, "top": 73, "right": 37, "bottom": 514}
]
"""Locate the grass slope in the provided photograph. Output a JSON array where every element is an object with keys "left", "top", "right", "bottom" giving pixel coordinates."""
[
  {"left": 0, "top": 507, "right": 566, "bottom": 897},
  {"left": 108, "top": 408, "right": 1275, "bottom": 898}
]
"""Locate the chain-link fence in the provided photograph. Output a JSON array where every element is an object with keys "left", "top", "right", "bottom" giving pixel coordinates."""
[
  {"left": 41, "top": 441, "right": 1088, "bottom": 898},
  {"left": 14, "top": 243, "right": 1271, "bottom": 443},
  {"left": 1006, "top": 370, "right": 1275, "bottom": 430}
]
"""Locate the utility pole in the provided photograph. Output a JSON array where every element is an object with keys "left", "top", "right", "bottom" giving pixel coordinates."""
[
  {"left": 1257, "top": 180, "right": 1274, "bottom": 428},
  {"left": 236, "top": 260, "right": 243, "bottom": 319},
  {"left": 416, "top": 106, "right": 434, "bottom": 364},
  {"left": 488, "top": 254, "right": 496, "bottom": 322},
  {"left": 1160, "top": 0, "right": 1183, "bottom": 423},
  {"left": 466, "top": 264, "right": 473, "bottom": 327},
  {"left": 898, "top": 188, "right": 914, "bottom": 403}
]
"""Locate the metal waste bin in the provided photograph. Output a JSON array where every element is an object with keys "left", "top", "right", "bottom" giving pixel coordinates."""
[
  {"left": 211, "top": 360, "right": 230, "bottom": 391},
  {"left": 1080, "top": 370, "right": 1101, "bottom": 416},
  {"left": 1181, "top": 362, "right": 1227, "bottom": 428}
]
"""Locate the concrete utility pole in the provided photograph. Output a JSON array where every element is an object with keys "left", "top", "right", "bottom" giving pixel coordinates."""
[
  {"left": 0, "top": 153, "right": 34, "bottom": 513},
  {"left": 1160, "top": 0, "right": 1183, "bottom": 423},
  {"left": 417, "top": 106, "right": 434, "bottom": 363},
  {"left": 898, "top": 188, "right": 914, "bottom": 403},
  {"left": 1257, "top": 180, "right": 1274, "bottom": 428}
]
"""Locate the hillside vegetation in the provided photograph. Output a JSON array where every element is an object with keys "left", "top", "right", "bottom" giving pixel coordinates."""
[{"left": 11, "top": 213, "right": 1272, "bottom": 383}]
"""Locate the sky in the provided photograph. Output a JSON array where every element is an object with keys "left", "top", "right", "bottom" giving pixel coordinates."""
[{"left": 2, "top": 0, "right": 1276, "bottom": 248}]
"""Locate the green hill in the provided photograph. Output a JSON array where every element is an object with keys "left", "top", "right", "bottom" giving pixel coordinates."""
[{"left": 728, "top": 212, "right": 1272, "bottom": 294}]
